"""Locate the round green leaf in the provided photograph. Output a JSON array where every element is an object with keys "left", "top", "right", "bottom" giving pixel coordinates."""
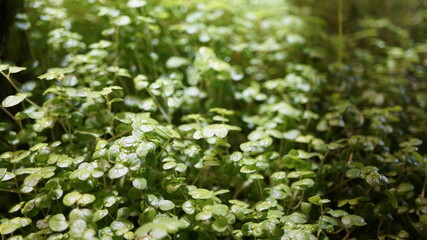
[
  {"left": 132, "top": 178, "right": 147, "bottom": 190},
  {"left": 158, "top": 200, "right": 175, "bottom": 211},
  {"left": 182, "top": 200, "right": 195, "bottom": 214},
  {"left": 285, "top": 230, "right": 316, "bottom": 240},
  {"left": 162, "top": 161, "right": 177, "bottom": 170},
  {"left": 108, "top": 164, "right": 129, "bottom": 179},
  {"left": 189, "top": 189, "right": 214, "bottom": 199},
  {"left": 397, "top": 182, "right": 415, "bottom": 194},
  {"left": 210, "top": 204, "right": 229, "bottom": 216},
  {"left": 111, "top": 220, "right": 134, "bottom": 231},
  {"left": 93, "top": 209, "right": 108, "bottom": 222},
  {"left": 49, "top": 214, "right": 68, "bottom": 232},
  {"left": 114, "top": 16, "right": 131, "bottom": 26},
  {"left": 212, "top": 217, "right": 228, "bottom": 232},
  {"left": 196, "top": 211, "right": 212, "bottom": 221},
  {"left": 175, "top": 163, "right": 187, "bottom": 172},
  {"left": 78, "top": 194, "right": 96, "bottom": 206},
  {"left": 63, "top": 191, "right": 82, "bottom": 206},
  {"left": 291, "top": 179, "right": 314, "bottom": 190},
  {"left": 328, "top": 210, "right": 348, "bottom": 218}
]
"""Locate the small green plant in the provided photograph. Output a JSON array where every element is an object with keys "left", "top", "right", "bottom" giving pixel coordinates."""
[{"left": 0, "top": 0, "right": 426, "bottom": 239}]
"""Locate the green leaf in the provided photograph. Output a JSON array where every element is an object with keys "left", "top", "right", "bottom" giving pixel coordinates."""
[
  {"left": 341, "top": 215, "right": 367, "bottom": 227},
  {"left": 163, "top": 161, "right": 177, "bottom": 170},
  {"left": 63, "top": 191, "right": 82, "bottom": 206},
  {"left": 288, "top": 212, "right": 308, "bottom": 224},
  {"left": 49, "top": 214, "right": 68, "bottom": 232},
  {"left": 397, "top": 182, "right": 415, "bottom": 194},
  {"left": 0, "top": 217, "right": 31, "bottom": 235},
  {"left": 0, "top": 168, "right": 7, "bottom": 180},
  {"left": 127, "top": 0, "right": 147, "bottom": 8},
  {"left": 8, "top": 66, "right": 26, "bottom": 74},
  {"left": 384, "top": 190, "right": 398, "bottom": 209},
  {"left": 208, "top": 204, "right": 229, "bottom": 216},
  {"left": 182, "top": 200, "right": 195, "bottom": 214},
  {"left": 240, "top": 141, "right": 258, "bottom": 152},
  {"left": 202, "top": 125, "right": 228, "bottom": 138},
  {"left": 328, "top": 210, "right": 348, "bottom": 217},
  {"left": 189, "top": 188, "right": 214, "bottom": 199},
  {"left": 9, "top": 202, "right": 25, "bottom": 213},
  {"left": 158, "top": 200, "right": 175, "bottom": 211},
  {"left": 166, "top": 56, "right": 189, "bottom": 69},
  {"left": 108, "top": 164, "right": 129, "bottom": 179},
  {"left": 196, "top": 211, "right": 212, "bottom": 221},
  {"left": 93, "top": 209, "right": 108, "bottom": 222},
  {"left": 285, "top": 230, "right": 316, "bottom": 240},
  {"left": 212, "top": 217, "right": 228, "bottom": 232},
  {"left": 78, "top": 194, "right": 96, "bottom": 206},
  {"left": 2, "top": 93, "right": 27, "bottom": 108},
  {"left": 308, "top": 196, "right": 321, "bottom": 205},
  {"left": 308, "top": 196, "right": 330, "bottom": 205},
  {"left": 365, "top": 172, "right": 388, "bottom": 186},
  {"left": 114, "top": 16, "right": 131, "bottom": 26},
  {"left": 283, "top": 129, "right": 301, "bottom": 140},
  {"left": 38, "top": 67, "right": 73, "bottom": 80},
  {"left": 286, "top": 171, "right": 315, "bottom": 179},
  {"left": 345, "top": 168, "right": 361, "bottom": 178},
  {"left": 175, "top": 163, "right": 187, "bottom": 172},
  {"left": 230, "top": 151, "right": 243, "bottom": 162},
  {"left": 132, "top": 178, "right": 147, "bottom": 190},
  {"left": 291, "top": 179, "right": 314, "bottom": 190},
  {"left": 0, "top": 64, "right": 9, "bottom": 71},
  {"left": 111, "top": 220, "right": 134, "bottom": 231}
]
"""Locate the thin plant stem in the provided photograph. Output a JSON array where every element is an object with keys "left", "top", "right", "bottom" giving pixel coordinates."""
[
  {"left": 317, "top": 205, "right": 324, "bottom": 239},
  {"left": 0, "top": 105, "right": 23, "bottom": 129},
  {"left": 147, "top": 90, "right": 172, "bottom": 124},
  {"left": 0, "top": 71, "right": 20, "bottom": 92}
]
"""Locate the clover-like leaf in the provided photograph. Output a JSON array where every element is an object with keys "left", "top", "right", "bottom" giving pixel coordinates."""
[
  {"left": 285, "top": 229, "right": 316, "bottom": 240},
  {"left": 93, "top": 209, "right": 108, "bottom": 222},
  {"left": 196, "top": 211, "right": 212, "bottom": 221},
  {"left": 132, "top": 178, "right": 147, "bottom": 190},
  {"left": 158, "top": 200, "right": 175, "bottom": 211},
  {"left": 38, "top": 67, "right": 73, "bottom": 80},
  {"left": 78, "top": 194, "right": 96, "bottom": 206},
  {"left": 49, "top": 214, "right": 68, "bottom": 232},
  {"left": 212, "top": 217, "right": 228, "bottom": 232},
  {"left": 108, "top": 164, "right": 129, "bottom": 179},
  {"left": 291, "top": 179, "right": 314, "bottom": 190},
  {"left": 63, "top": 191, "right": 82, "bottom": 206},
  {"left": 0, "top": 217, "right": 31, "bottom": 235},
  {"left": 189, "top": 188, "right": 214, "bottom": 199},
  {"left": 182, "top": 200, "right": 195, "bottom": 214},
  {"left": 397, "top": 182, "right": 415, "bottom": 194},
  {"left": 205, "top": 204, "right": 229, "bottom": 217},
  {"left": 328, "top": 210, "right": 348, "bottom": 218}
]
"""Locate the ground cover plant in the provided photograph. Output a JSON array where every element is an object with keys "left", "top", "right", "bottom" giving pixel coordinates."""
[{"left": 0, "top": 0, "right": 426, "bottom": 239}]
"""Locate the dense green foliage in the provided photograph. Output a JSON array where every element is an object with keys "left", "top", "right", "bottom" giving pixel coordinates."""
[{"left": 1, "top": 0, "right": 426, "bottom": 239}]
